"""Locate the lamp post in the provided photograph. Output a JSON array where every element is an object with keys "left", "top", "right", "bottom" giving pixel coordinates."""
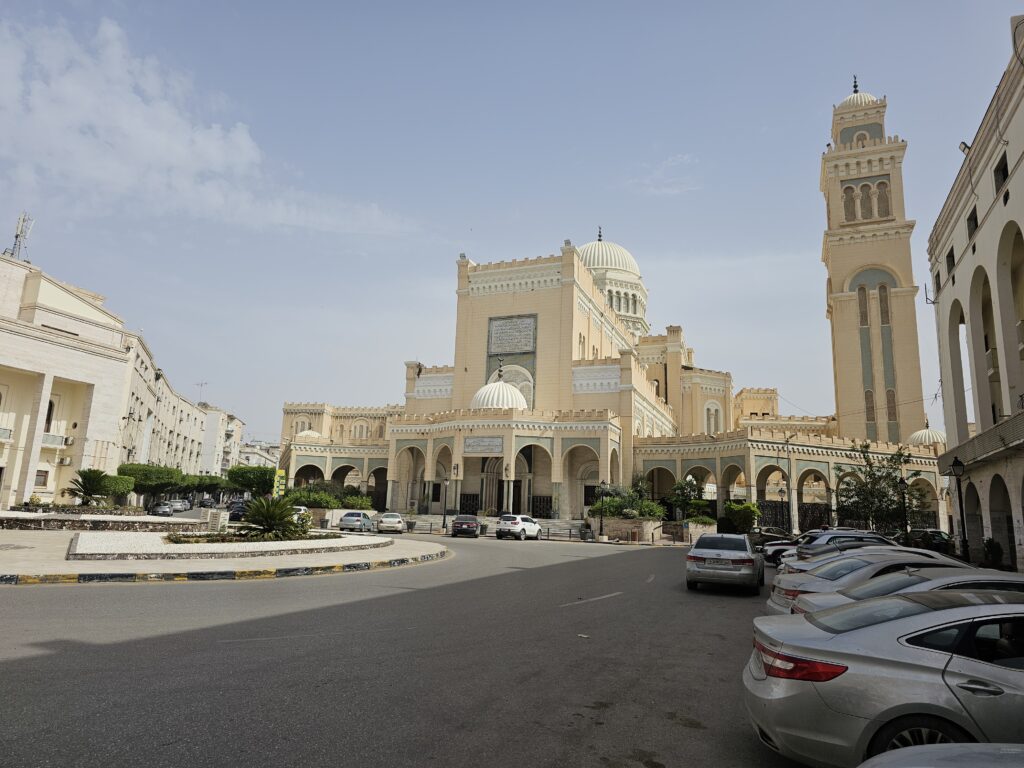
[
  {"left": 778, "top": 488, "right": 786, "bottom": 530},
  {"left": 442, "top": 477, "right": 450, "bottom": 532},
  {"left": 898, "top": 476, "right": 909, "bottom": 537},
  {"left": 599, "top": 480, "right": 608, "bottom": 538},
  {"left": 950, "top": 456, "right": 968, "bottom": 563}
]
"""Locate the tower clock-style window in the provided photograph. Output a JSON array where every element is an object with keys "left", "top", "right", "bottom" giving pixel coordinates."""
[
  {"left": 886, "top": 389, "right": 898, "bottom": 422},
  {"left": 858, "top": 286, "right": 869, "bottom": 326},
  {"left": 864, "top": 390, "right": 876, "bottom": 423},
  {"left": 878, "top": 284, "right": 891, "bottom": 325},
  {"left": 876, "top": 181, "right": 890, "bottom": 218},
  {"left": 843, "top": 187, "right": 856, "bottom": 222}
]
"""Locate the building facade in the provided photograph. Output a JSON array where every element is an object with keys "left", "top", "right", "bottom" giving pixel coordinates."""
[
  {"left": 0, "top": 249, "right": 242, "bottom": 507},
  {"left": 929, "top": 17, "right": 1024, "bottom": 570},
  {"left": 239, "top": 441, "right": 280, "bottom": 468},
  {"left": 198, "top": 403, "right": 245, "bottom": 477},
  {"left": 280, "top": 87, "right": 944, "bottom": 532}
]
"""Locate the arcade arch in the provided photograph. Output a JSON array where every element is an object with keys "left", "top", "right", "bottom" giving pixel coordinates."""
[{"left": 294, "top": 464, "right": 324, "bottom": 487}]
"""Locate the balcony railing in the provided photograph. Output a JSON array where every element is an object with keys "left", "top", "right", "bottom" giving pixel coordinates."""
[
  {"left": 41, "top": 433, "right": 65, "bottom": 448},
  {"left": 986, "top": 348, "right": 1000, "bottom": 381},
  {"left": 939, "top": 409, "right": 1024, "bottom": 472},
  {"left": 0, "top": 427, "right": 11, "bottom": 441}
]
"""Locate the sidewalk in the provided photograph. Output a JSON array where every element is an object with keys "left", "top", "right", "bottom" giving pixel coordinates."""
[{"left": 0, "top": 530, "right": 449, "bottom": 585}]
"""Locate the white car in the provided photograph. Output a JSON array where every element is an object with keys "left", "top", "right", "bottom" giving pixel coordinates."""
[
  {"left": 495, "top": 514, "right": 542, "bottom": 540},
  {"left": 167, "top": 499, "right": 188, "bottom": 512},
  {"left": 376, "top": 513, "right": 406, "bottom": 533},
  {"left": 687, "top": 533, "right": 764, "bottom": 594}
]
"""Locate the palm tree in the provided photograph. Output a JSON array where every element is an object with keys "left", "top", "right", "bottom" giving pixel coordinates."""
[
  {"left": 62, "top": 469, "right": 109, "bottom": 505},
  {"left": 238, "top": 497, "right": 304, "bottom": 540}
]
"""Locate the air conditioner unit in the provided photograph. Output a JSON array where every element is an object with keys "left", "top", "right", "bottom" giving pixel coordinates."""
[
  {"left": 63, "top": 436, "right": 75, "bottom": 446},
  {"left": 58, "top": 457, "right": 73, "bottom": 466}
]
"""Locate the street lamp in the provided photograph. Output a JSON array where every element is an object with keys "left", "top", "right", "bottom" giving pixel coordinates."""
[
  {"left": 949, "top": 456, "right": 969, "bottom": 563},
  {"left": 442, "top": 477, "right": 450, "bottom": 532},
  {"left": 898, "top": 476, "right": 909, "bottom": 537},
  {"left": 599, "top": 480, "right": 608, "bottom": 537}
]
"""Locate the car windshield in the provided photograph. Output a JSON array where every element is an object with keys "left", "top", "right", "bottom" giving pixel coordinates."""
[
  {"left": 807, "top": 596, "right": 934, "bottom": 634},
  {"left": 382, "top": 514, "right": 400, "bottom": 519},
  {"left": 808, "top": 558, "right": 870, "bottom": 581},
  {"left": 344, "top": 513, "right": 361, "bottom": 518},
  {"left": 695, "top": 536, "right": 747, "bottom": 551},
  {"left": 500, "top": 516, "right": 516, "bottom": 522},
  {"left": 840, "top": 571, "right": 930, "bottom": 599},
  {"left": 794, "top": 533, "right": 818, "bottom": 545},
  {"left": 454, "top": 516, "right": 476, "bottom": 522}
]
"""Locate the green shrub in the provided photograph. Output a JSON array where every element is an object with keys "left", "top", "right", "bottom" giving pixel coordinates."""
[
  {"left": 284, "top": 489, "right": 337, "bottom": 509},
  {"left": 685, "top": 515, "right": 718, "bottom": 527},
  {"left": 62, "top": 469, "right": 109, "bottom": 504},
  {"left": 722, "top": 502, "right": 760, "bottom": 534},
  {"left": 340, "top": 494, "right": 373, "bottom": 510},
  {"left": 238, "top": 497, "right": 307, "bottom": 541},
  {"left": 101, "top": 475, "right": 135, "bottom": 501}
]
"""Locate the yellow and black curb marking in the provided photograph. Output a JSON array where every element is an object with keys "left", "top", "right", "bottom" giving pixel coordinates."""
[{"left": 0, "top": 549, "right": 449, "bottom": 585}]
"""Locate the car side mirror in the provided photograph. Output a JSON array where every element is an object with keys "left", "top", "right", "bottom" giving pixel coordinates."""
[{"left": 754, "top": 546, "right": 765, "bottom": 554}]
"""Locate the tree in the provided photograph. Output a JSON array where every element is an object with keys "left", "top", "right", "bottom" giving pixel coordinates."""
[
  {"left": 239, "top": 497, "right": 308, "bottom": 541},
  {"left": 721, "top": 502, "right": 760, "bottom": 534},
  {"left": 62, "top": 469, "right": 109, "bottom": 505},
  {"left": 589, "top": 483, "right": 665, "bottom": 520},
  {"left": 117, "top": 464, "right": 183, "bottom": 497},
  {"left": 101, "top": 475, "right": 135, "bottom": 504},
  {"left": 835, "top": 443, "right": 928, "bottom": 532},
  {"left": 226, "top": 465, "right": 276, "bottom": 497}
]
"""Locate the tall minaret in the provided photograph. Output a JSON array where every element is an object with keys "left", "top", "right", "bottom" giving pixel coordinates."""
[{"left": 820, "top": 78, "right": 926, "bottom": 443}]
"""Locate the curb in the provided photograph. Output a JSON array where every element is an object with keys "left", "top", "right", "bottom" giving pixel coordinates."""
[{"left": 0, "top": 549, "right": 449, "bottom": 585}]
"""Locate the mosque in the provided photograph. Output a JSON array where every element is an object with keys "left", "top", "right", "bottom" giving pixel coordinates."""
[{"left": 279, "top": 84, "right": 949, "bottom": 531}]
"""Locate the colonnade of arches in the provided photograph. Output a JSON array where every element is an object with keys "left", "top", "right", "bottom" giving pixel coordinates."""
[
  {"left": 842, "top": 179, "right": 891, "bottom": 222},
  {"left": 961, "top": 473, "right": 1021, "bottom": 571},
  {"left": 607, "top": 289, "right": 643, "bottom": 317},
  {"left": 944, "top": 221, "right": 1024, "bottom": 439}
]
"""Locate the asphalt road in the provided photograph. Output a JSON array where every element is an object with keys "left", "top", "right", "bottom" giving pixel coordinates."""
[{"left": 0, "top": 536, "right": 794, "bottom": 768}]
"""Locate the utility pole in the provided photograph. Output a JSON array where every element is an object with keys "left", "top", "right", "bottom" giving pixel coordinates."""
[{"left": 196, "top": 382, "right": 208, "bottom": 402}]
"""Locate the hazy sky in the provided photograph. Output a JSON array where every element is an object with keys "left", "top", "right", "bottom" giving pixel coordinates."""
[{"left": 1, "top": 1, "right": 1020, "bottom": 441}]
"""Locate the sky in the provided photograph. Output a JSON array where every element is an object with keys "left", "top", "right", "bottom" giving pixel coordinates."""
[{"left": 1, "top": 1, "right": 1020, "bottom": 442}]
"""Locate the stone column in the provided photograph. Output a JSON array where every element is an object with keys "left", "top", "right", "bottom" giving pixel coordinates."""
[
  {"left": 551, "top": 481, "right": 563, "bottom": 520},
  {"left": 17, "top": 373, "right": 53, "bottom": 505},
  {"left": 385, "top": 479, "right": 396, "bottom": 512},
  {"left": 359, "top": 481, "right": 368, "bottom": 495}
]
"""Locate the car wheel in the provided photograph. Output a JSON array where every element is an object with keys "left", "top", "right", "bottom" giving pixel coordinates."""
[
  {"left": 686, "top": 580, "right": 698, "bottom": 590},
  {"left": 518, "top": 529, "right": 526, "bottom": 541},
  {"left": 474, "top": 533, "right": 480, "bottom": 538},
  {"left": 534, "top": 530, "right": 541, "bottom": 540},
  {"left": 868, "top": 716, "right": 972, "bottom": 757},
  {"left": 748, "top": 583, "right": 761, "bottom": 596},
  {"left": 758, "top": 569, "right": 765, "bottom": 587}
]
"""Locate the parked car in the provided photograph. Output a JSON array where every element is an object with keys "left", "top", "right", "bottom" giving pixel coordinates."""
[
  {"left": 376, "top": 512, "right": 406, "bottom": 533},
  {"left": 450, "top": 514, "right": 482, "bottom": 538},
  {"left": 764, "top": 530, "right": 845, "bottom": 564},
  {"left": 167, "top": 499, "right": 188, "bottom": 513},
  {"left": 339, "top": 511, "right": 374, "bottom": 532},
  {"left": 768, "top": 530, "right": 894, "bottom": 565},
  {"left": 748, "top": 526, "right": 792, "bottom": 549},
  {"left": 686, "top": 533, "right": 764, "bottom": 594},
  {"left": 795, "top": 532, "right": 895, "bottom": 560},
  {"left": 778, "top": 546, "right": 965, "bottom": 576},
  {"left": 766, "top": 553, "right": 973, "bottom": 615},
  {"left": 292, "top": 505, "right": 309, "bottom": 520},
  {"left": 793, "top": 567, "right": 1024, "bottom": 614},
  {"left": 496, "top": 514, "right": 542, "bottom": 540},
  {"left": 198, "top": 498, "right": 216, "bottom": 508},
  {"left": 744, "top": 590, "right": 1024, "bottom": 767},
  {"left": 227, "top": 500, "right": 248, "bottom": 521},
  {"left": 857, "top": 743, "right": 1024, "bottom": 768},
  {"left": 149, "top": 501, "right": 172, "bottom": 516},
  {"left": 895, "top": 528, "right": 954, "bottom": 555}
]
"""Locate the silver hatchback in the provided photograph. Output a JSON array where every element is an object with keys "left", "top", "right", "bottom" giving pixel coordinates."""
[
  {"left": 744, "top": 590, "right": 1024, "bottom": 768},
  {"left": 686, "top": 533, "right": 764, "bottom": 594}
]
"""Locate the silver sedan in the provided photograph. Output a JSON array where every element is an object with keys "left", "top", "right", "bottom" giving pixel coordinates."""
[
  {"left": 686, "top": 533, "right": 764, "bottom": 594},
  {"left": 744, "top": 590, "right": 1024, "bottom": 768},
  {"left": 766, "top": 553, "right": 973, "bottom": 615},
  {"left": 776, "top": 546, "right": 964, "bottom": 577},
  {"left": 375, "top": 513, "right": 406, "bottom": 533},
  {"left": 793, "top": 567, "right": 1024, "bottom": 614}
]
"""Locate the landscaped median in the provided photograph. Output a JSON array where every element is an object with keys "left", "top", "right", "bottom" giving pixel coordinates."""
[{"left": 0, "top": 529, "right": 450, "bottom": 585}]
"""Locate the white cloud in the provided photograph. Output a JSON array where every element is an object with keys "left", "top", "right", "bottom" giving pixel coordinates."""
[
  {"left": 626, "top": 153, "right": 701, "bottom": 196},
  {"left": 0, "top": 19, "right": 407, "bottom": 235}
]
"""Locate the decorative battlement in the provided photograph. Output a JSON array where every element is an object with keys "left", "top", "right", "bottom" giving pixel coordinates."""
[
  {"left": 465, "top": 253, "right": 562, "bottom": 273},
  {"left": 824, "top": 135, "right": 904, "bottom": 155},
  {"left": 390, "top": 408, "right": 617, "bottom": 426},
  {"left": 283, "top": 403, "right": 403, "bottom": 414}
]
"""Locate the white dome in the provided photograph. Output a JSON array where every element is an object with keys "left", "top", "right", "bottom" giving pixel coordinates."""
[
  {"left": 295, "top": 429, "right": 322, "bottom": 439},
  {"left": 838, "top": 91, "right": 878, "bottom": 109},
  {"left": 907, "top": 425, "right": 946, "bottom": 446},
  {"left": 470, "top": 380, "right": 528, "bottom": 410},
  {"left": 578, "top": 238, "right": 641, "bottom": 276}
]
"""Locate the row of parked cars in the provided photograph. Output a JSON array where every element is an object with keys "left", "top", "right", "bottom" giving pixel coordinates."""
[{"left": 707, "top": 526, "right": 1024, "bottom": 767}]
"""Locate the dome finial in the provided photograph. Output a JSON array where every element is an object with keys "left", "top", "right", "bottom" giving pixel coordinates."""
[
  {"left": 497, "top": 356, "right": 504, "bottom": 380},
  {"left": 924, "top": 417, "right": 929, "bottom": 428},
  {"left": 597, "top": 226, "right": 602, "bottom": 242},
  {"left": 853, "top": 75, "right": 858, "bottom": 94}
]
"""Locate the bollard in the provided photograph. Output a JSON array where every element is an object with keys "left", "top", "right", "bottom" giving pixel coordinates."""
[{"left": 651, "top": 532, "right": 655, "bottom": 545}]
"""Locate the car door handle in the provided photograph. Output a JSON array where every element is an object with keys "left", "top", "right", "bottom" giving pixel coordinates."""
[{"left": 956, "top": 680, "right": 1004, "bottom": 696}]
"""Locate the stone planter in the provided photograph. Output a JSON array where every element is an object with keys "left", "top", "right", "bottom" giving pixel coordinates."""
[{"left": 406, "top": 520, "right": 417, "bottom": 532}]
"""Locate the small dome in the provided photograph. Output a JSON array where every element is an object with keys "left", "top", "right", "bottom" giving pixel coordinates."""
[
  {"left": 838, "top": 91, "right": 878, "bottom": 108},
  {"left": 578, "top": 238, "right": 640, "bottom": 276},
  {"left": 295, "top": 429, "right": 322, "bottom": 439},
  {"left": 470, "top": 380, "right": 528, "bottom": 410},
  {"left": 907, "top": 424, "right": 946, "bottom": 446}
]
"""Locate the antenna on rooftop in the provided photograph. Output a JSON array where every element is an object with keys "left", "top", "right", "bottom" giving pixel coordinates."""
[{"left": 10, "top": 212, "right": 34, "bottom": 261}]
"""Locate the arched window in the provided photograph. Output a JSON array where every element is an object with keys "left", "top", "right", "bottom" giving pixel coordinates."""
[
  {"left": 607, "top": 290, "right": 613, "bottom": 306},
  {"left": 377, "top": 424, "right": 385, "bottom": 438},
  {"left": 615, "top": 292, "right": 622, "bottom": 311},
  {"left": 886, "top": 389, "right": 897, "bottom": 422},
  {"left": 705, "top": 403, "right": 721, "bottom": 434},
  {"left": 860, "top": 184, "right": 874, "bottom": 219},
  {"left": 876, "top": 181, "right": 890, "bottom": 218},
  {"left": 858, "top": 286, "right": 869, "bottom": 326},
  {"left": 878, "top": 284, "right": 891, "bottom": 325},
  {"left": 864, "top": 390, "right": 876, "bottom": 423},
  {"left": 652, "top": 379, "right": 660, "bottom": 398},
  {"left": 578, "top": 333, "right": 585, "bottom": 360},
  {"left": 843, "top": 187, "right": 856, "bottom": 222},
  {"left": 631, "top": 294, "right": 637, "bottom": 314},
  {"left": 855, "top": 132, "right": 868, "bottom": 148},
  {"left": 44, "top": 400, "right": 54, "bottom": 433}
]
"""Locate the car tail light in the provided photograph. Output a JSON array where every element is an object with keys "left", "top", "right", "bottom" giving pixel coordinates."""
[
  {"left": 780, "top": 588, "right": 807, "bottom": 600},
  {"left": 512, "top": 521, "right": 519, "bottom": 525},
  {"left": 791, "top": 604, "right": 808, "bottom": 614},
  {"left": 735, "top": 558, "right": 755, "bottom": 566},
  {"left": 754, "top": 641, "right": 846, "bottom": 682},
  {"left": 687, "top": 555, "right": 705, "bottom": 563}
]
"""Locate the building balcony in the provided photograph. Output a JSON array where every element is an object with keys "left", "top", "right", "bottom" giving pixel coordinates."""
[
  {"left": 41, "top": 433, "right": 66, "bottom": 448},
  {"left": 986, "top": 348, "right": 1000, "bottom": 381},
  {"left": 939, "top": 409, "right": 1024, "bottom": 473},
  {"left": 0, "top": 427, "right": 11, "bottom": 441}
]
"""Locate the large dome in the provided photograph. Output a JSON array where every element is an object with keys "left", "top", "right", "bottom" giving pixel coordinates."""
[
  {"left": 907, "top": 423, "right": 946, "bottom": 447},
  {"left": 470, "top": 380, "right": 528, "bottom": 410},
  {"left": 578, "top": 238, "right": 641, "bottom": 276}
]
